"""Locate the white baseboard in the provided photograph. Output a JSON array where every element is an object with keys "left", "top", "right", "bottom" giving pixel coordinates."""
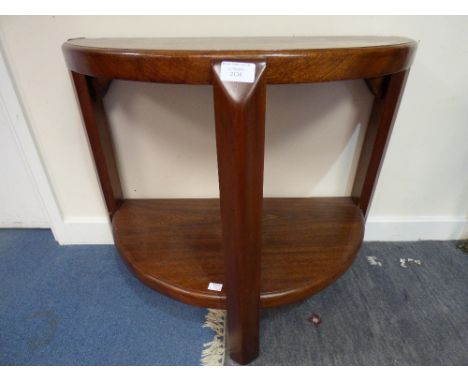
[
  {"left": 52, "top": 215, "right": 468, "bottom": 245},
  {"left": 365, "top": 216, "right": 468, "bottom": 241},
  {"left": 56, "top": 218, "right": 114, "bottom": 245},
  {"left": 0, "top": 221, "right": 49, "bottom": 228}
]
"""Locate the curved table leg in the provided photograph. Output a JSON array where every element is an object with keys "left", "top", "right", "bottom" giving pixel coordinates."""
[{"left": 212, "top": 62, "right": 267, "bottom": 364}]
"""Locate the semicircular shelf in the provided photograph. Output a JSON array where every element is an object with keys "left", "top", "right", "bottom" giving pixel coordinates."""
[{"left": 113, "top": 198, "right": 364, "bottom": 308}]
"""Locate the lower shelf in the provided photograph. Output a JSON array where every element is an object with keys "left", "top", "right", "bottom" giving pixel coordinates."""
[{"left": 112, "top": 197, "right": 364, "bottom": 309}]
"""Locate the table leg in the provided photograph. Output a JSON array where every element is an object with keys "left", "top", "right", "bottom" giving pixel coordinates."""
[
  {"left": 70, "top": 72, "right": 122, "bottom": 218},
  {"left": 212, "top": 62, "right": 267, "bottom": 364},
  {"left": 353, "top": 70, "right": 410, "bottom": 219}
]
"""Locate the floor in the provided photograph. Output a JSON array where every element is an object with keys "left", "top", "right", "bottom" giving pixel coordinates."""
[
  {"left": 0, "top": 229, "right": 212, "bottom": 365},
  {"left": 1, "top": 229, "right": 467, "bottom": 365},
  {"left": 226, "top": 240, "right": 468, "bottom": 365}
]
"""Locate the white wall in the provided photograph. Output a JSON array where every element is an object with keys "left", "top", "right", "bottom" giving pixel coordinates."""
[
  {"left": 0, "top": 67, "right": 48, "bottom": 227},
  {"left": 0, "top": 16, "right": 467, "bottom": 243}
]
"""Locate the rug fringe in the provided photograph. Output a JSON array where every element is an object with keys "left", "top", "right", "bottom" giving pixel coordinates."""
[{"left": 201, "top": 309, "right": 226, "bottom": 366}]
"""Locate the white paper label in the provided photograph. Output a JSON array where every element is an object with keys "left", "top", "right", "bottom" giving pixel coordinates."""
[
  {"left": 208, "top": 282, "right": 223, "bottom": 291},
  {"left": 220, "top": 61, "right": 256, "bottom": 83}
]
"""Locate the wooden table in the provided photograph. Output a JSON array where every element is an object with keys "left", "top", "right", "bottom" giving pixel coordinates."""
[{"left": 62, "top": 36, "right": 417, "bottom": 364}]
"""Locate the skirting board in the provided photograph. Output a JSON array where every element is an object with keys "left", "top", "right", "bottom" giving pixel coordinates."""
[
  {"left": 53, "top": 216, "right": 468, "bottom": 245},
  {"left": 364, "top": 216, "right": 468, "bottom": 242},
  {"left": 0, "top": 221, "right": 49, "bottom": 229},
  {"left": 57, "top": 218, "right": 113, "bottom": 245}
]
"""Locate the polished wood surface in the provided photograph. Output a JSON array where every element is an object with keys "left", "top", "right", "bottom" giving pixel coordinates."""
[
  {"left": 71, "top": 72, "right": 122, "bottom": 216},
  {"left": 212, "top": 61, "right": 267, "bottom": 363},
  {"left": 352, "top": 70, "right": 409, "bottom": 218},
  {"left": 63, "top": 36, "right": 417, "bottom": 84},
  {"left": 112, "top": 198, "right": 364, "bottom": 308},
  {"left": 65, "top": 36, "right": 414, "bottom": 50},
  {"left": 64, "top": 36, "right": 416, "bottom": 364}
]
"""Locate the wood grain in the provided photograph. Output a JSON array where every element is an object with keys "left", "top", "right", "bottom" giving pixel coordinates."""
[
  {"left": 112, "top": 198, "right": 364, "bottom": 309},
  {"left": 212, "top": 61, "right": 267, "bottom": 363},
  {"left": 70, "top": 72, "right": 123, "bottom": 216},
  {"left": 63, "top": 36, "right": 417, "bottom": 84},
  {"left": 352, "top": 70, "right": 410, "bottom": 218}
]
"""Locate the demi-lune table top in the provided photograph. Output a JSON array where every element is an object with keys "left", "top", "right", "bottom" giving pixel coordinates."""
[
  {"left": 63, "top": 36, "right": 417, "bottom": 84},
  {"left": 65, "top": 36, "right": 415, "bottom": 51}
]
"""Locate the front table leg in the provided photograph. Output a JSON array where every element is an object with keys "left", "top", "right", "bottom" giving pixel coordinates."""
[{"left": 212, "top": 62, "right": 267, "bottom": 364}]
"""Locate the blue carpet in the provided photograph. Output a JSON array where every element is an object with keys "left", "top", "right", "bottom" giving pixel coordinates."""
[
  {"left": 0, "top": 229, "right": 212, "bottom": 365},
  {"left": 226, "top": 241, "right": 468, "bottom": 365}
]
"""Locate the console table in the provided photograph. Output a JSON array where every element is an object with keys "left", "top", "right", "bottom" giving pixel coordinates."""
[{"left": 62, "top": 36, "right": 417, "bottom": 364}]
